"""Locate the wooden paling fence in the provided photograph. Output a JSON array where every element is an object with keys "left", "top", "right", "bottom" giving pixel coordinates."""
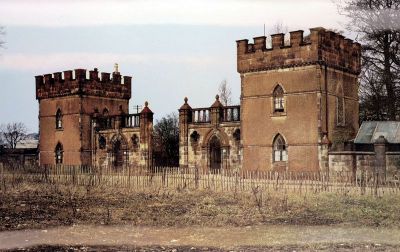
[{"left": 1, "top": 164, "right": 399, "bottom": 195}]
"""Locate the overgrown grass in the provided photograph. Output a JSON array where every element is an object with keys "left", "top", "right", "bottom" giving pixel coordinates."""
[{"left": 0, "top": 181, "right": 399, "bottom": 231}]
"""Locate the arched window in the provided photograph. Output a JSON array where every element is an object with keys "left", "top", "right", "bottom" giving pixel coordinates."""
[
  {"left": 55, "top": 142, "right": 63, "bottom": 164},
  {"left": 233, "top": 129, "right": 241, "bottom": 141},
  {"left": 336, "top": 96, "right": 345, "bottom": 126},
  {"left": 190, "top": 131, "right": 200, "bottom": 143},
  {"left": 103, "top": 108, "right": 109, "bottom": 117},
  {"left": 273, "top": 85, "right": 285, "bottom": 113},
  {"left": 131, "top": 134, "right": 139, "bottom": 149},
  {"left": 110, "top": 134, "right": 129, "bottom": 169},
  {"left": 56, "top": 109, "right": 63, "bottom": 129},
  {"left": 209, "top": 135, "right": 222, "bottom": 171},
  {"left": 273, "top": 134, "right": 287, "bottom": 162},
  {"left": 99, "top": 136, "right": 106, "bottom": 149}
]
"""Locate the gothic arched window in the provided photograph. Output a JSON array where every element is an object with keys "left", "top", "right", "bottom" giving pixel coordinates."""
[
  {"left": 103, "top": 108, "right": 109, "bottom": 117},
  {"left": 55, "top": 142, "right": 63, "bottom": 164},
  {"left": 273, "top": 85, "right": 285, "bottom": 113},
  {"left": 336, "top": 96, "right": 345, "bottom": 126},
  {"left": 56, "top": 109, "right": 63, "bottom": 129},
  {"left": 273, "top": 134, "right": 287, "bottom": 162},
  {"left": 99, "top": 136, "right": 106, "bottom": 149},
  {"left": 131, "top": 134, "right": 139, "bottom": 149}
]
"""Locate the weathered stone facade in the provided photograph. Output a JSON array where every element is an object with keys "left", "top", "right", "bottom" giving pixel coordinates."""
[
  {"left": 180, "top": 27, "right": 362, "bottom": 172},
  {"left": 179, "top": 97, "right": 241, "bottom": 172},
  {"left": 36, "top": 67, "right": 153, "bottom": 170},
  {"left": 237, "top": 28, "right": 361, "bottom": 172}
]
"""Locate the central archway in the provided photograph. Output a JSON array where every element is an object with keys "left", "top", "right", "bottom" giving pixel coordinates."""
[
  {"left": 109, "top": 134, "right": 128, "bottom": 170},
  {"left": 209, "top": 135, "right": 222, "bottom": 171},
  {"left": 112, "top": 139, "right": 124, "bottom": 167}
]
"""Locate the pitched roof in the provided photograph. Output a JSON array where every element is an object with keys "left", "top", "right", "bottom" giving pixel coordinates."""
[{"left": 355, "top": 121, "right": 400, "bottom": 144}]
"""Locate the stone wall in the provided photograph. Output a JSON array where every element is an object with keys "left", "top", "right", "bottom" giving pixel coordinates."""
[
  {"left": 237, "top": 28, "right": 360, "bottom": 172},
  {"left": 93, "top": 103, "right": 153, "bottom": 172},
  {"left": 36, "top": 67, "right": 131, "bottom": 166},
  {"left": 387, "top": 152, "right": 400, "bottom": 176},
  {"left": 329, "top": 151, "right": 400, "bottom": 178},
  {"left": 179, "top": 96, "right": 241, "bottom": 172},
  {"left": 328, "top": 151, "right": 375, "bottom": 173},
  {"left": 187, "top": 123, "right": 241, "bottom": 172}
]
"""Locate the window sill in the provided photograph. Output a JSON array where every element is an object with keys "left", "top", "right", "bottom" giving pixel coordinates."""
[
  {"left": 270, "top": 112, "right": 287, "bottom": 118},
  {"left": 56, "top": 128, "right": 64, "bottom": 131},
  {"left": 335, "top": 124, "right": 346, "bottom": 128}
]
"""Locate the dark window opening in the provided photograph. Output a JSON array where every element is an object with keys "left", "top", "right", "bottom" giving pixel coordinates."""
[
  {"left": 103, "top": 108, "right": 109, "bottom": 117},
  {"left": 233, "top": 129, "right": 241, "bottom": 141},
  {"left": 190, "top": 131, "right": 200, "bottom": 143},
  {"left": 56, "top": 109, "right": 63, "bottom": 129},
  {"left": 99, "top": 136, "right": 106, "bottom": 149},
  {"left": 209, "top": 136, "right": 222, "bottom": 172},
  {"left": 55, "top": 142, "right": 63, "bottom": 164}
]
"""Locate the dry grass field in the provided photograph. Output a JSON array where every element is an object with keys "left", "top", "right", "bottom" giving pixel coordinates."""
[
  {"left": 1, "top": 166, "right": 400, "bottom": 251},
  {"left": 1, "top": 179, "right": 400, "bottom": 231}
]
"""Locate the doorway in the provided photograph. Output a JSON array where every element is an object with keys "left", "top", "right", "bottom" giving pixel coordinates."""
[{"left": 209, "top": 135, "right": 222, "bottom": 171}]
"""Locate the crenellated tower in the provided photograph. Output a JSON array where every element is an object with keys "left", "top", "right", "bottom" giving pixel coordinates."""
[
  {"left": 237, "top": 27, "right": 361, "bottom": 172},
  {"left": 237, "top": 28, "right": 361, "bottom": 75},
  {"left": 36, "top": 67, "right": 132, "bottom": 166}
]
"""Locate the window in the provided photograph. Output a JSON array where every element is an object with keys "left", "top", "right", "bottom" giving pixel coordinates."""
[
  {"left": 55, "top": 143, "right": 63, "bottom": 164},
  {"left": 56, "top": 109, "right": 63, "bottom": 129},
  {"left": 99, "top": 136, "right": 106, "bottom": 149},
  {"left": 190, "top": 131, "right": 200, "bottom": 143},
  {"left": 233, "top": 129, "right": 241, "bottom": 141},
  {"left": 273, "top": 134, "right": 287, "bottom": 162},
  {"left": 336, "top": 96, "right": 345, "bottom": 126},
  {"left": 131, "top": 134, "right": 139, "bottom": 149},
  {"left": 103, "top": 108, "right": 109, "bottom": 117},
  {"left": 273, "top": 85, "right": 285, "bottom": 113}
]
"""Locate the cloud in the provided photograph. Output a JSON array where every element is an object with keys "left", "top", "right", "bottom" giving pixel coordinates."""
[
  {"left": 0, "top": 52, "right": 222, "bottom": 73},
  {"left": 0, "top": 0, "right": 341, "bottom": 28}
]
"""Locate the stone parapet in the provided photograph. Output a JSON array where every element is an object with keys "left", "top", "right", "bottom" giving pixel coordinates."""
[
  {"left": 237, "top": 27, "right": 361, "bottom": 75},
  {"left": 35, "top": 68, "right": 132, "bottom": 100}
]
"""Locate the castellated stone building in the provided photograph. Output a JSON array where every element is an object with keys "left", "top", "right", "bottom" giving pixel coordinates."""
[
  {"left": 180, "top": 27, "right": 362, "bottom": 172},
  {"left": 35, "top": 66, "right": 153, "bottom": 170}
]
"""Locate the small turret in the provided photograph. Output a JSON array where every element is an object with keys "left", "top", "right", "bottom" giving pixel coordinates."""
[
  {"left": 180, "top": 97, "right": 192, "bottom": 111},
  {"left": 211, "top": 95, "right": 223, "bottom": 108}
]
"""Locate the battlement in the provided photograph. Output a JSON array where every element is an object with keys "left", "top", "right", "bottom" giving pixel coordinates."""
[
  {"left": 35, "top": 68, "right": 132, "bottom": 100},
  {"left": 237, "top": 27, "right": 361, "bottom": 75}
]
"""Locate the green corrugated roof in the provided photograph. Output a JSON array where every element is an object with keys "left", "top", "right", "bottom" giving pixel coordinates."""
[{"left": 355, "top": 121, "right": 400, "bottom": 144}]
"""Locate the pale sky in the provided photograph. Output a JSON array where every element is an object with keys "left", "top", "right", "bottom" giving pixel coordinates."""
[{"left": 0, "top": 0, "right": 349, "bottom": 132}]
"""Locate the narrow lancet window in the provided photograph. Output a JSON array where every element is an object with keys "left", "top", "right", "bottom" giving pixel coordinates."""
[
  {"left": 56, "top": 109, "right": 63, "bottom": 129},
  {"left": 273, "top": 85, "right": 285, "bottom": 113},
  {"left": 273, "top": 134, "right": 287, "bottom": 162},
  {"left": 55, "top": 142, "right": 63, "bottom": 164}
]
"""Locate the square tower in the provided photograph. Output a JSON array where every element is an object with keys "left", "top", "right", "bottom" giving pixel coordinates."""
[
  {"left": 35, "top": 67, "right": 132, "bottom": 165},
  {"left": 237, "top": 28, "right": 361, "bottom": 172}
]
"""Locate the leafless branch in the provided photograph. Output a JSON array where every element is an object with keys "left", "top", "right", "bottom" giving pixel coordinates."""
[{"left": 0, "top": 122, "right": 28, "bottom": 149}]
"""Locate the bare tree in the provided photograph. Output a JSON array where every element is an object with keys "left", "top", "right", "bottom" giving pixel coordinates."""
[
  {"left": 268, "top": 21, "right": 290, "bottom": 46},
  {"left": 271, "top": 21, "right": 289, "bottom": 34},
  {"left": 337, "top": 0, "right": 400, "bottom": 121},
  {"left": 0, "top": 26, "right": 5, "bottom": 49},
  {"left": 153, "top": 113, "right": 179, "bottom": 166},
  {"left": 218, "top": 79, "right": 232, "bottom": 106},
  {"left": 0, "top": 122, "right": 28, "bottom": 149}
]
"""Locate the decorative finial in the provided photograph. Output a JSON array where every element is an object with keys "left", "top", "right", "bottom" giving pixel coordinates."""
[
  {"left": 114, "top": 63, "right": 119, "bottom": 73},
  {"left": 216, "top": 94, "right": 220, "bottom": 101},
  {"left": 184, "top": 97, "right": 188, "bottom": 104},
  {"left": 145, "top": 101, "right": 149, "bottom": 107}
]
